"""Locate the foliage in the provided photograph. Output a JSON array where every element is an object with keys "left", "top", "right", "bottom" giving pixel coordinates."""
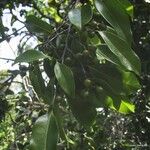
[{"left": 0, "top": 0, "right": 150, "bottom": 149}]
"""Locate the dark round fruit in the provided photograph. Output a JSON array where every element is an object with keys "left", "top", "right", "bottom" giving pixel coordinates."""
[
  {"left": 81, "top": 89, "right": 89, "bottom": 98},
  {"left": 96, "top": 86, "right": 103, "bottom": 93},
  {"left": 84, "top": 79, "right": 92, "bottom": 88},
  {"left": 82, "top": 50, "right": 89, "bottom": 57},
  {"left": 65, "top": 57, "right": 72, "bottom": 64}
]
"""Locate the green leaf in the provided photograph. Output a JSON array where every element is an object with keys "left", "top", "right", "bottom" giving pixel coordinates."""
[
  {"left": 99, "top": 31, "right": 141, "bottom": 75},
  {"left": 14, "top": 50, "right": 48, "bottom": 64},
  {"left": 45, "top": 112, "right": 58, "bottom": 150},
  {"left": 0, "top": 19, "right": 5, "bottom": 36},
  {"left": 30, "top": 113, "right": 58, "bottom": 150},
  {"left": 54, "top": 62, "right": 75, "bottom": 97},
  {"left": 71, "top": 38, "right": 84, "bottom": 53},
  {"left": 44, "top": 79, "right": 55, "bottom": 105},
  {"left": 54, "top": 105, "right": 75, "bottom": 145},
  {"left": 68, "top": 4, "right": 93, "bottom": 29},
  {"left": 106, "top": 97, "right": 134, "bottom": 113},
  {"left": 119, "top": 100, "right": 135, "bottom": 114},
  {"left": 95, "top": 0, "right": 132, "bottom": 44},
  {"left": 30, "top": 114, "right": 48, "bottom": 150},
  {"left": 122, "top": 71, "right": 141, "bottom": 94},
  {"left": 85, "top": 89, "right": 107, "bottom": 108},
  {"left": 26, "top": 15, "right": 52, "bottom": 37},
  {"left": 0, "top": 17, "right": 7, "bottom": 42},
  {"left": 106, "top": 95, "right": 123, "bottom": 110},
  {"left": 96, "top": 78, "right": 122, "bottom": 109},
  {"left": 89, "top": 34, "right": 101, "bottom": 46},
  {"left": 96, "top": 44, "right": 126, "bottom": 70},
  {"left": 43, "top": 58, "right": 55, "bottom": 79},
  {"left": 117, "top": 0, "right": 133, "bottom": 17},
  {"left": 90, "top": 65, "right": 125, "bottom": 95},
  {"left": 106, "top": 26, "right": 117, "bottom": 35},
  {"left": 29, "top": 63, "right": 46, "bottom": 100},
  {"left": 89, "top": 65, "right": 125, "bottom": 109},
  {"left": 29, "top": 63, "right": 55, "bottom": 105},
  {"left": 69, "top": 96, "right": 97, "bottom": 126}
]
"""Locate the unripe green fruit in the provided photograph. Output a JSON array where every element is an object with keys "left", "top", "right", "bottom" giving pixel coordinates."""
[
  {"left": 65, "top": 57, "right": 72, "bottom": 63},
  {"left": 84, "top": 79, "right": 92, "bottom": 88},
  {"left": 88, "top": 32, "right": 95, "bottom": 38},
  {"left": 81, "top": 90, "right": 89, "bottom": 98},
  {"left": 82, "top": 50, "right": 89, "bottom": 57},
  {"left": 96, "top": 86, "right": 103, "bottom": 93},
  {"left": 75, "top": 53, "right": 83, "bottom": 60},
  {"left": 56, "top": 96, "right": 62, "bottom": 102}
]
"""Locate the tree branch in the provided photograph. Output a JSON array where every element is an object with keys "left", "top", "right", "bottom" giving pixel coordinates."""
[
  {"left": 0, "top": 57, "right": 15, "bottom": 61},
  {"left": 61, "top": 24, "right": 72, "bottom": 63}
]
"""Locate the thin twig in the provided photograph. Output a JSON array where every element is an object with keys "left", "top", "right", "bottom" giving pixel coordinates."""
[
  {"left": 45, "top": 19, "right": 69, "bottom": 45},
  {"left": 12, "top": 81, "right": 23, "bottom": 84},
  {"left": 10, "top": 9, "right": 25, "bottom": 24},
  {"left": 1, "top": 26, "right": 25, "bottom": 42},
  {"left": 6, "top": 41, "right": 16, "bottom": 56},
  {"left": 0, "top": 57, "right": 15, "bottom": 61},
  {"left": 47, "top": 28, "right": 68, "bottom": 44},
  {"left": 45, "top": 0, "right": 75, "bottom": 44},
  {"left": 61, "top": 24, "right": 72, "bottom": 63}
]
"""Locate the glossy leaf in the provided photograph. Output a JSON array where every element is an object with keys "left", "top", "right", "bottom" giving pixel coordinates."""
[
  {"left": 86, "top": 89, "right": 107, "bottom": 108},
  {"left": 106, "top": 26, "right": 118, "bottom": 35},
  {"left": 106, "top": 96, "right": 124, "bottom": 110},
  {"left": 96, "top": 78, "right": 122, "bottom": 109},
  {"left": 119, "top": 100, "right": 135, "bottom": 114},
  {"left": 44, "top": 79, "right": 55, "bottom": 105},
  {"left": 68, "top": 4, "right": 93, "bottom": 29},
  {"left": 95, "top": 0, "right": 132, "bottom": 44},
  {"left": 69, "top": 96, "right": 97, "bottom": 126},
  {"left": 29, "top": 63, "right": 46, "bottom": 100},
  {"left": 54, "top": 62, "right": 75, "bottom": 97},
  {"left": 14, "top": 50, "right": 48, "bottom": 64},
  {"left": 106, "top": 97, "right": 135, "bottom": 113},
  {"left": 117, "top": 0, "right": 133, "bottom": 17},
  {"left": 122, "top": 71, "right": 141, "bottom": 94},
  {"left": 45, "top": 112, "right": 58, "bottom": 150},
  {"left": 96, "top": 44, "right": 126, "bottom": 70},
  {"left": 30, "top": 114, "right": 48, "bottom": 150},
  {"left": 30, "top": 113, "right": 58, "bottom": 150},
  {"left": 54, "top": 105, "right": 75, "bottom": 145},
  {"left": 26, "top": 15, "right": 52, "bottom": 36},
  {"left": 29, "top": 63, "right": 54, "bottom": 105},
  {"left": 89, "top": 34, "right": 101, "bottom": 46},
  {"left": 89, "top": 65, "right": 125, "bottom": 109},
  {"left": 90, "top": 65, "right": 125, "bottom": 95},
  {"left": 43, "top": 58, "right": 55, "bottom": 79},
  {"left": 99, "top": 31, "right": 141, "bottom": 75},
  {"left": 71, "top": 38, "right": 84, "bottom": 53}
]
